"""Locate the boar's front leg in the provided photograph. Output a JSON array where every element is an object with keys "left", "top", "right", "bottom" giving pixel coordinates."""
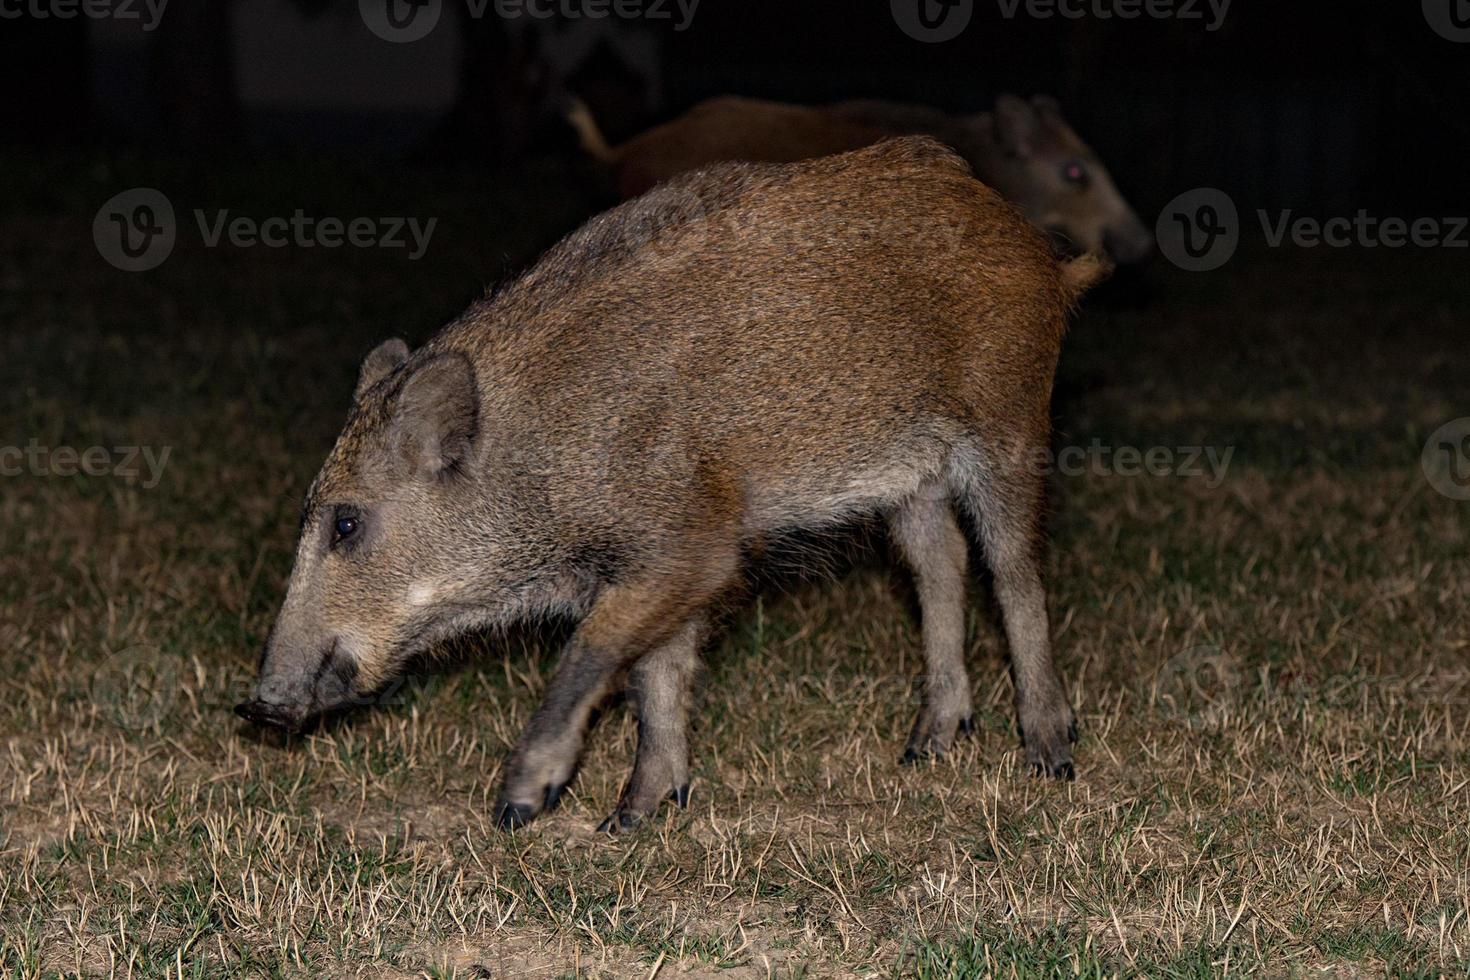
[
  {"left": 597, "top": 617, "right": 704, "bottom": 834},
  {"left": 493, "top": 548, "right": 736, "bottom": 831}
]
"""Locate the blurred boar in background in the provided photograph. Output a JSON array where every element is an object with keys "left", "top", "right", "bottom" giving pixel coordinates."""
[
  {"left": 568, "top": 93, "right": 1153, "bottom": 265},
  {"left": 236, "top": 138, "right": 1108, "bottom": 833}
]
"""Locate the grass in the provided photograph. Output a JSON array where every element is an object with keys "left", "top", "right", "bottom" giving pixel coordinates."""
[{"left": 1, "top": 148, "right": 1468, "bottom": 977}]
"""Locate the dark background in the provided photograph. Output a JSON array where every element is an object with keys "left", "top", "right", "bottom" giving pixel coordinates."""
[{"left": 5, "top": 0, "right": 1468, "bottom": 219}]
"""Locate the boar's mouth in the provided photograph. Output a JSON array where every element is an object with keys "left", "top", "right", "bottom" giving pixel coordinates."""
[
  {"left": 235, "top": 639, "right": 359, "bottom": 734},
  {"left": 234, "top": 698, "right": 305, "bottom": 733},
  {"left": 1043, "top": 225, "right": 1083, "bottom": 258}
]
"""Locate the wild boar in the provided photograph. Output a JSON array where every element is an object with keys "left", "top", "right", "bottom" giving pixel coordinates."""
[
  {"left": 567, "top": 93, "right": 1153, "bottom": 265},
  {"left": 236, "top": 137, "right": 1107, "bottom": 833}
]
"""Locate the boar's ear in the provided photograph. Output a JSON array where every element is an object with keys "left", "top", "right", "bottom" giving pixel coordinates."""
[
  {"left": 356, "top": 338, "right": 410, "bottom": 400},
  {"left": 392, "top": 352, "right": 479, "bottom": 478},
  {"left": 993, "top": 93, "right": 1040, "bottom": 158},
  {"left": 1029, "top": 94, "right": 1079, "bottom": 142}
]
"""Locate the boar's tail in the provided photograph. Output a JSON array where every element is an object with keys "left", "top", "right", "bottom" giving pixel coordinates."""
[
  {"left": 564, "top": 97, "right": 620, "bottom": 164},
  {"left": 1058, "top": 252, "right": 1114, "bottom": 309}
]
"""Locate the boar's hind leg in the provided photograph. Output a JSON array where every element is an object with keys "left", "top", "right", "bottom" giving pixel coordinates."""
[
  {"left": 597, "top": 617, "right": 703, "bottom": 834},
  {"left": 493, "top": 549, "right": 737, "bottom": 831},
  {"left": 889, "top": 490, "right": 974, "bottom": 763},
  {"left": 958, "top": 450, "right": 1077, "bottom": 780}
]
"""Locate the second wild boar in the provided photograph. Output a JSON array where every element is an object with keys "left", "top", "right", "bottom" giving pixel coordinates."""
[{"left": 568, "top": 93, "right": 1153, "bottom": 264}]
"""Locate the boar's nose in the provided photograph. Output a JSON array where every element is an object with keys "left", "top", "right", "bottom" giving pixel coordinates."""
[
  {"left": 1102, "top": 222, "right": 1154, "bottom": 265},
  {"left": 234, "top": 698, "right": 304, "bottom": 733}
]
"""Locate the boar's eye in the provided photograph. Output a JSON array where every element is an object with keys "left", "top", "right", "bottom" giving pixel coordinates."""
[
  {"left": 1061, "top": 160, "right": 1091, "bottom": 189},
  {"left": 331, "top": 507, "right": 362, "bottom": 547}
]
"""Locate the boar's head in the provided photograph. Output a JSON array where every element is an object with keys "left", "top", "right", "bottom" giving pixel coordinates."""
[
  {"left": 975, "top": 94, "right": 1153, "bottom": 266},
  {"left": 236, "top": 338, "right": 509, "bottom": 732}
]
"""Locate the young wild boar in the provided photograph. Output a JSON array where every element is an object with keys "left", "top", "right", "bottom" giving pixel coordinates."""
[
  {"left": 236, "top": 137, "right": 1107, "bottom": 833},
  {"left": 568, "top": 93, "right": 1153, "bottom": 265}
]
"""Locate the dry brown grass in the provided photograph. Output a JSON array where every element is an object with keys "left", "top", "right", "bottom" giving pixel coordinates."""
[{"left": 1, "top": 154, "right": 1467, "bottom": 977}]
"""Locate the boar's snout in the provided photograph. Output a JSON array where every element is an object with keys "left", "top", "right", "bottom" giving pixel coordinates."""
[
  {"left": 235, "top": 638, "right": 359, "bottom": 733},
  {"left": 1102, "top": 218, "right": 1154, "bottom": 266}
]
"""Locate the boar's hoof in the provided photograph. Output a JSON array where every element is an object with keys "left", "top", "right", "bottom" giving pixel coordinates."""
[
  {"left": 902, "top": 711, "right": 975, "bottom": 765},
  {"left": 598, "top": 784, "right": 689, "bottom": 832},
  {"left": 596, "top": 809, "right": 643, "bottom": 835},
  {"left": 493, "top": 800, "right": 538, "bottom": 831},
  {"left": 543, "top": 782, "right": 569, "bottom": 813},
  {"left": 495, "top": 781, "right": 570, "bottom": 829},
  {"left": 1022, "top": 732, "right": 1077, "bottom": 781},
  {"left": 1030, "top": 759, "right": 1076, "bottom": 781},
  {"left": 598, "top": 783, "right": 690, "bottom": 833},
  {"left": 1019, "top": 709, "right": 1078, "bottom": 781}
]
